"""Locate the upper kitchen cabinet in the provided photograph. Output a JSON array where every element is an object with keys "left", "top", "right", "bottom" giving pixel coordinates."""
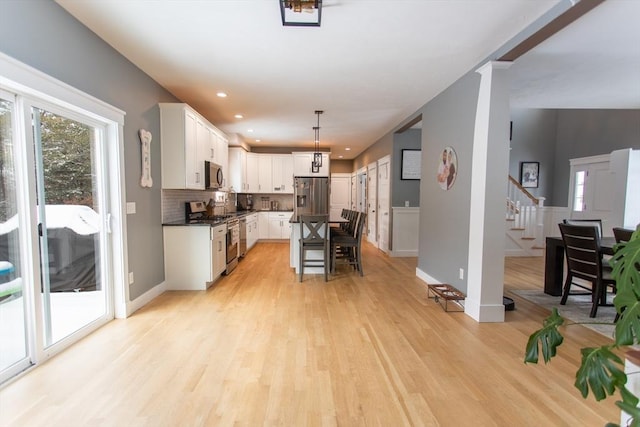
[
  {"left": 272, "top": 154, "right": 293, "bottom": 193},
  {"left": 214, "top": 131, "right": 228, "bottom": 188},
  {"left": 228, "top": 147, "right": 248, "bottom": 192},
  {"left": 159, "top": 103, "right": 229, "bottom": 190},
  {"left": 246, "top": 152, "right": 260, "bottom": 193},
  {"left": 292, "top": 152, "right": 330, "bottom": 177}
]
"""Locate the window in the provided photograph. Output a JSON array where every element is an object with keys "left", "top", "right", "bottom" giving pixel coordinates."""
[{"left": 573, "top": 170, "right": 586, "bottom": 212}]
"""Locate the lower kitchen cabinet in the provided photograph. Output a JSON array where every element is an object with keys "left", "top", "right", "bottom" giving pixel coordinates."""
[
  {"left": 163, "top": 224, "right": 226, "bottom": 290},
  {"left": 246, "top": 213, "right": 259, "bottom": 250},
  {"left": 258, "top": 212, "right": 270, "bottom": 240},
  {"left": 268, "top": 212, "right": 292, "bottom": 239}
]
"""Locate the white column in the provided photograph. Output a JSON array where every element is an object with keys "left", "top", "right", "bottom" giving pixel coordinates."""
[{"left": 465, "top": 61, "right": 512, "bottom": 322}]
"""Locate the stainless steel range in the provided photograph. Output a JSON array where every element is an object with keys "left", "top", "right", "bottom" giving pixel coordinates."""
[{"left": 226, "top": 217, "right": 239, "bottom": 274}]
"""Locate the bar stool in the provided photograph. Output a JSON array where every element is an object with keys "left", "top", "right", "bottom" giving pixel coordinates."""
[{"left": 299, "top": 215, "right": 329, "bottom": 282}]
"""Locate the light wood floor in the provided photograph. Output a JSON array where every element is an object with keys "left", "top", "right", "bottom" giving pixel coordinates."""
[{"left": 0, "top": 243, "right": 618, "bottom": 426}]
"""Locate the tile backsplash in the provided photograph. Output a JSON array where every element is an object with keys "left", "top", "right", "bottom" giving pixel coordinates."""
[{"left": 162, "top": 190, "right": 294, "bottom": 223}]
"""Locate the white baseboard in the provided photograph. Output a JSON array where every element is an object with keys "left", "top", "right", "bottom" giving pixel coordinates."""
[
  {"left": 415, "top": 267, "right": 441, "bottom": 285},
  {"left": 125, "top": 281, "right": 167, "bottom": 317},
  {"left": 390, "top": 249, "right": 418, "bottom": 257}
]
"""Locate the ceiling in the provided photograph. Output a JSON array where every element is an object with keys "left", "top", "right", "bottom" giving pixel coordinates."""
[{"left": 55, "top": 1, "right": 638, "bottom": 159}]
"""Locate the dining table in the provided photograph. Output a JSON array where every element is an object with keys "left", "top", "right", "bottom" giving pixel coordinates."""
[{"left": 544, "top": 235, "right": 617, "bottom": 296}]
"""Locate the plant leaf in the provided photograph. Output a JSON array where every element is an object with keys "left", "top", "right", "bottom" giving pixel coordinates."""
[
  {"left": 524, "top": 308, "right": 564, "bottom": 364},
  {"left": 574, "top": 345, "right": 625, "bottom": 401},
  {"left": 610, "top": 228, "right": 640, "bottom": 346}
]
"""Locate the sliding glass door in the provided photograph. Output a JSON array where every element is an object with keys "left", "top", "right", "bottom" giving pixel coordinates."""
[
  {"left": 0, "top": 89, "right": 114, "bottom": 383},
  {"left": 0, "top": 92, "right": 31, "bottom": 379},
  {"left": 32, "top": 106, "right": 109, "bottom": 347}
]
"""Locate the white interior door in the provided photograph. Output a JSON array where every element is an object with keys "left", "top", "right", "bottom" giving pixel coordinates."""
[
  {"left": 367, "top": 163, "right": 377, "bottom": 245},
  {"left": 329, "top": 174, "right": 351, "bottom": 221},
  {"left": 377, "top": 156, "right": 391, "bottom": 253},
  {"left": 568, "top": 156, "right": 613, "bottom": 235}
]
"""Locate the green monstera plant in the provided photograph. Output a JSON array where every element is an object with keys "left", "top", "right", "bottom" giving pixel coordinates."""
[{"left": 525, "top": 226, "right": 640, "bottom": 427}]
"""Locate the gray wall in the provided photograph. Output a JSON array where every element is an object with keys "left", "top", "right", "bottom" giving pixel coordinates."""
[
  {"left": 552, "top": 109, "right": 640, "bottom": 206},
  {"left": 392, "top": 129, "right": 421, "bottom": 207},
  {"left": 509, "top": 109, "right": 640, "bottom": 206},
  {"left": 509, "top": 109, "right": 558, "bottom": 201},
  {"left": 418, "top": 72, "right": 480, "bottom": 292},
  {"left": 0, "top": 1, "right": 179, "bottom": 299}
]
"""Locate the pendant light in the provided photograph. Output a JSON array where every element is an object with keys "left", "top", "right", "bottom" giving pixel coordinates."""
[{"left": 312, "top": 110, "right": 323, "bottom": 173}]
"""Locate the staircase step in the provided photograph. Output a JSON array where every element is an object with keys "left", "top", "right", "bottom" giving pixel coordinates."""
[
  {"left": 521, "top": 237, "right": 536, "bottom": 241},
  {"left": 510, "top": 227, "right": 525, "bottom": 231}
]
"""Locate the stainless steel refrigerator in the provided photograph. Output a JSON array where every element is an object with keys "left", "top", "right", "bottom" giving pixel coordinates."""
[{"left": 294, "top": 177, "right": 329, "bottom": 220}]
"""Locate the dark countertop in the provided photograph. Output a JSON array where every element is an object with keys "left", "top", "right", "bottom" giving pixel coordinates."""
[{"left": 163, "top": 210, "right": 294, "bottom": 226}]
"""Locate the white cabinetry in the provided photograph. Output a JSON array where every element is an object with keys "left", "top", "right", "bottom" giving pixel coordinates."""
[
  {"left": 257, "top": 155, "right": 273, "bottom": 193},
  {"left": 228, "top": 147, "right": 248, "bottom": 192},
  {"left": 246, "top": 213, "right": 259, "bottom": 250},
  {"left": 160, "top": 104, "right": 203, "bottom": 189},
  {"left": 272, "top": 154, "right": 294, "bottom": 193},
  {"left": 212, "top": 224, "right": 226, "bottom": 278},
  {"left": 163, "top": 224, "right": 226, "bottom": 290},
  {"left": 293, "top": 152, "right": 330, "bottom": 177},
  {"left": 258, "top": 212, "right": 270, "bottom": 239},
  {"left": 268, "top": 212, "right": 292, "bottom": 239},
  {"left": 214, "top": 132, "right": 228, "bottom": 188},
  {"left": 160, "top": 103, "right": 229, "bottom": 190},
  {"left": 246, "top": 153, "right": 260, "bottom": 193}
]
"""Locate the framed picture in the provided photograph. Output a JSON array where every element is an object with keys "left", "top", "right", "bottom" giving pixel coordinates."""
[
  {"left": 401, "top": 149, "right": 421, "bottom": 180},
  {"left": 520, "top": 161, "right": 539, "bottom": 188},
  {"left": 436, "top": 146, "right": 458, "bottom": 191}
]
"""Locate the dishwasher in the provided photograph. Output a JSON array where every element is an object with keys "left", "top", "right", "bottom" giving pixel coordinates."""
[{"left": 239, "top": 216, "right": 247, "bottom": 258}]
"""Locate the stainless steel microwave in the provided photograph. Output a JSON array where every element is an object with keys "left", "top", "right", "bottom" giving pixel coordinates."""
[{"left": 205, "top": 161, "right": 223, "bottom": 189}]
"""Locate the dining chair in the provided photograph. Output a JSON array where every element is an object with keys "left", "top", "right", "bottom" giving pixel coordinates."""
[
  {"left": 299, "top": 214, "right": 329, "bottom": 282},
  {"left": 563, "top": 218, "right": 603, "bottom": 238},
  {"left": 558, "top": 223, "right": 616, "bottom": 318},
  {"left": 331, "top": 212, "right": 366, "bottom": 276},
  {"left": 612, "top": 227, "right": 634, "bottom": 243}
]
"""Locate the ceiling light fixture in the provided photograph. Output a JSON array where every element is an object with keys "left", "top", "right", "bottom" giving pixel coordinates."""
[
  {"left": 312, "top": 110, "right": 323, "bottom": 173},
  {"left": 280, "top": 0, "right": 322, "bottom": 27},
  {"left": 234, "top": 114, "right": 243, "bottom": 119},
  {"left": 216, "top": 92, "right": 227, "bottom": 98},
  {"left": 345, "top": 147, "right": 351, "bottom": 151}
]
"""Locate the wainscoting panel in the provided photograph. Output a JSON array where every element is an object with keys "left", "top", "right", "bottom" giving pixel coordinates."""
[{"left": 391, "top": 207, "right": 420, "bottom": 257}]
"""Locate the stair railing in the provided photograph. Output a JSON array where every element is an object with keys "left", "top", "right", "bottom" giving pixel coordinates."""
[{"left": 507, "top": 176, "right": 545, "bottom": 247}]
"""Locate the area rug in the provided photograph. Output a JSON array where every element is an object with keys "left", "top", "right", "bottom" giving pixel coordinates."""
[{"left": 511, "top": 289, "right": 616, "bottom": 339}]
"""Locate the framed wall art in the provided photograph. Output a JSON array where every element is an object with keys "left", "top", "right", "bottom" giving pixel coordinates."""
[
  {"left": 436, "top": 146, "right": 458, "bottom": 191},
  {"left": 401, "top": 149, "right": 421, "bottom": 180},
  {"left": 520, "top": 161, "right": 539, "bottom": 188}
]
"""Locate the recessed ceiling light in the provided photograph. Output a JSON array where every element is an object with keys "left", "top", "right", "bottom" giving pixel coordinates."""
[
  {"left": 234, "top": 114, "right": 243, "bottom": 119},
  {"left": 345, "top": 147, "right": 351, "bottom": 151},
  {"left": 339, "top": 155, "right": 343, "bottom": 159},
  {"left": 216, "top": 92, "right": 227, "bottom": 98},
  {"left": 255, "top": 139, "right": 261, "bottom": 142},
  {"left": 247, "top": 129, "right": 254, "bottom": 133}
]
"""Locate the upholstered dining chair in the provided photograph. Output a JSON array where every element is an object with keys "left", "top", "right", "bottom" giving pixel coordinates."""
[{"left": 558, "top": 223, "right": 616, "bottom": 318}]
